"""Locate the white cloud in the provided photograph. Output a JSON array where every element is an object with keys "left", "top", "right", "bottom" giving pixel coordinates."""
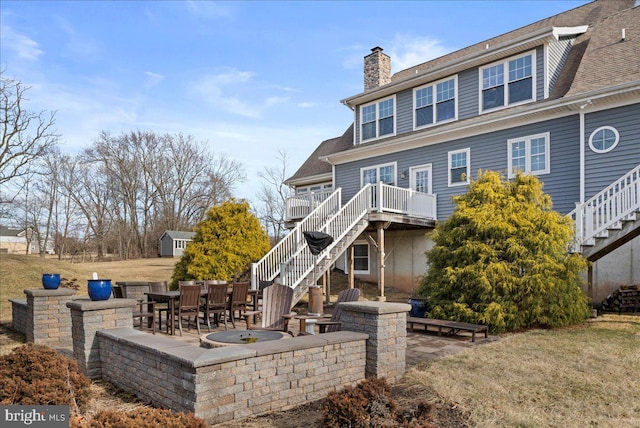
[
  {"left": 188, "top": 68, "right": 295, "bottom": 119},
  {"left": 298, "top": 102, "right": 316, "bottom": 108},
  {"left": 0, "top": 25, "right": 43, "bottom": 61},
  {"left": 144, "top": 71, "right": 165, "bottom": 88},
  {"left": 387, "top": 34, "right": 452, "bottom": 72}
]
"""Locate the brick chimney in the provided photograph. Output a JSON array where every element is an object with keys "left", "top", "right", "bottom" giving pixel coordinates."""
[{"left": 364, "top": 47, "right": 391, "bottom": 91}]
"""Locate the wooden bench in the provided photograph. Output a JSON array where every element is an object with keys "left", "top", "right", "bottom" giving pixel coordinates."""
[{"left": 406, "top": 316, "right": 488, "bottom": 342}]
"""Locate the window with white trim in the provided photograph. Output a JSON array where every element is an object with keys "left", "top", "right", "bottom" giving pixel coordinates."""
[
  {"left": 414, "top": 76, "right": 457, "bottom": 129},
  {"left": 589, "top": 126, "right": 619, "bottom": 153},
  {"left": 361, "top": 163, "right": 396, "bottom": 187},
  {"left": 448, "top": 148, "right": 470, "bottom": 186},
  {"left": 507, "top": 132, "right": 550, "bottom": 178},
  {"left": 360, "top": 96, "right": 395, "bottom": 142},
  {"left": 410, "top": 164, "right": 433, "bottom": 194},
  {"left": 352, "top": 242, "right": 370, "bottom": 274},
  {"left": 480, "top": 51, "right": 535, "bottom": 112},
  {"left": 295, "top": 182, "right": 332, "bottom": 195}
]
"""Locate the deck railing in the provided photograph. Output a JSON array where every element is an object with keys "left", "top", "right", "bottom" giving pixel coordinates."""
[
  {"left": 371, "top": 183, "right": 437, "bottom": 220},
  {"left": 258, "top": 183, "right": 438, "bottom": 291},
  {"left": 252, "top": 189, "right": 341, "bottom": 289},
  {"left": 570, "top": 164, "right": 640, "bottom": 250},
  {"left": 278, "top": 184, "right": 372, "bottom": 288},
  {"left": 285, "top": 190, "right": 335, "bottom": 221}
]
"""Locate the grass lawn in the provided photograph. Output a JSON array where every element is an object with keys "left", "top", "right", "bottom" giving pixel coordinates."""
[
  {"left": 0, "top": 254, "right": 177, "bottom": 323},
  {"left": 406, "top": 314, "right": 640, "bottom": 427}
]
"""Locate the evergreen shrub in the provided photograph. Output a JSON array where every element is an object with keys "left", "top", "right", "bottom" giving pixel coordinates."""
[{"left": 418, "top": 170, "right": 590, "bottom": 333}]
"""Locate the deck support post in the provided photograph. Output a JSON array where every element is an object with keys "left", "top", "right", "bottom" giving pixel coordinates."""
[{"left": 377, "top": 223, "right": 386, "bottom": 302}]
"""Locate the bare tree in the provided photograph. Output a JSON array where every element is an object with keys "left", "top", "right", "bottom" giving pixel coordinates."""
[
  {"left": 0, "top": 73, "right": 58, "bottom": 191},
  {"left": 82, "top": 131, "right": 245, "bottom": 258},
  {"left": 256, "top": 149, "right": 292, "bottom": 242}
]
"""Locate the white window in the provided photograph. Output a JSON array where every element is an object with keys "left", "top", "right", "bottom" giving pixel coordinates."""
[
  {"left": 361, "top": 162, "right": 396, "bottom": 187},
  {"left": 414, "top": 76, "right": 458, "bottom": 129},
  {"left": 589, "top": 126, "right": 619, "bottom": 153},
  {"left": 296, "top": 182, "right": 333, "bottom": 195},
  {"left": 352, "top": 242, "right": 370, "bottom": 274},
  {"left": 410, "top": 164, "right": 433, "bottom": 194},
  {"left": 175, "top": 240, "right": 186, "bottom": 250},
  {"left": 480, "top": 51, "right": 535, "bottom": 112},
  {"left": 448, "top": 148, "right": 470, "bottom": 186},
  {"left": 507, "top": 132, "right": 550, "bottom": 178},
  {"left": 360, "top": 96, "right": 395, "bottom": 142}
]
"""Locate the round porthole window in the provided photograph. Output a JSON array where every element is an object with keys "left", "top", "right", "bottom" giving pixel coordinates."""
[{"left": 589, "top": 126, "right": 619, "bottom": 153}]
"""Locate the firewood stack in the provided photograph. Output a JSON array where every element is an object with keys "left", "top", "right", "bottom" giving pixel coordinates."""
[{"left": 600, "top": 285, "right": 640, "bottom": 313}]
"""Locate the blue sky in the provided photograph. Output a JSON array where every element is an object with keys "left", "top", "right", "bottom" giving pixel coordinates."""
[{"left": 1, "top": 0, "right": 589, "bottom": 203}]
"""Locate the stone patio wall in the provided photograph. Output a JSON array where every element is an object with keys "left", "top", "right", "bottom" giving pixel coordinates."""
[
  {"left": 22, "top": 288, "right": 76, "bottom": 347},
  {"left": 9, "top": 298, "right": 27, "bottom": 335},
  {"left": 97, "top": 328, "right": 368, "bottom": 424}
]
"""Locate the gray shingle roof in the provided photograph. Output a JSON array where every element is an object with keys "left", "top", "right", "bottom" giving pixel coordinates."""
[
  {"left": 163, "top": 230, "right": 196, "bottom": 240},
  {"left": 286, "top": 125, "right": 353, "bottom": 184}
]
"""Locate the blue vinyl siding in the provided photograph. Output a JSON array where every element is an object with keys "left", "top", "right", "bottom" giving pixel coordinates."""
[
  {"left": 584, "top": 104, "right": 640, "bottom": 199},
  {"left": 536, "top": 46, "right": 544, "bottom": 101},
  {"left": 548, "top": 37, "right": 575, "bottom": 96},
  {"left": 335, "top": 114, "right": 581, "bottom": 219},
  {"left": 458, "top": 68, "right": 478, "bottom": 119},
  {"left": 396, "top": 88, "right": 413, "bottom": 134}
]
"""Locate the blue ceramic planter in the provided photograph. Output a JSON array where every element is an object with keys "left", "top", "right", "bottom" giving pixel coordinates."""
[
  {"left": 88, "top": 279, "right": 112, "bottom": 301},
  {"left": 42, "top": 274, "right": 61, "bottom": 290}
]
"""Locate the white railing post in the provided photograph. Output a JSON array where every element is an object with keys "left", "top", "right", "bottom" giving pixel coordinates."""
[
  {"left": 251, "top": 263, "right": 257, "bottom": 289},
  {"left": 377, "top": 182, "right": 383, "bottom": 213}
]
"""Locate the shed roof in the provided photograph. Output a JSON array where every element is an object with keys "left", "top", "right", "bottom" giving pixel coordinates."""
[{"left": 161, "top": 230, "right": 196, "bottom": 240}]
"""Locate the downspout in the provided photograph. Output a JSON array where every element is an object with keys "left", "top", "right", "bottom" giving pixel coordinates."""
[{"left": 579, "top": 109, "right": 586, "bottom": 203}]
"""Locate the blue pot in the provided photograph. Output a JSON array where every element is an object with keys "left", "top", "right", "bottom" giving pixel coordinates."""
[
  {"left": 88, "top": 279, "right": 112, "bottom": 301},
  {"left": 42, "top": 274, "right": 61, "bottom": 290}
]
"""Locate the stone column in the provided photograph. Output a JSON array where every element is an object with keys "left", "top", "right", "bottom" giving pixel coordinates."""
[
  {"left": 339, "top": 301, "right": 411, "bottom": 382},
  {"left": 66, "top": 298, "right": 136, "bottom": 379},
  {"left": 24, "top": 288, "right": 76, "bottom": 348}
]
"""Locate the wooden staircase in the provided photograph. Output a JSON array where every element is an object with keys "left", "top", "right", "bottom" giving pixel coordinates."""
[{"left": 570, "top": 164, "right": 640, "bottom": 262}]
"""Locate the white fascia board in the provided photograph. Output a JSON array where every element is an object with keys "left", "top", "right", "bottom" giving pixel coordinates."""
[
  {"left": 328, "top": 83, "right": 640, "bottom": 165},
  {"left": 285, "top": 173, "right": 333, "bottom": 187},
  {"left": 341, "top": 27, "right": 556, "bottom": 108},
  {"left": 552, "top": 26, "right": 588, "bottom": 40}
]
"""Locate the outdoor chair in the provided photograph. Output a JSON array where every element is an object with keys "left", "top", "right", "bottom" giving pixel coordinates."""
[
  {"left": 203, "top": 281, "right": 228, "bottom": 331},
  {"left": 308, "top": 288, "right": 360, "bottom": 334},
  {"left": 148, "top": 281, "right": 169, "bottom": 331},
  {"left": 112, "top": 285, "right": 124, "bottom": 298},
  {"left": 228, "top": 281, "right": 250, "bottom": 328},
  {"left": 244, "top": 283, "right": 296, "bottom": 335},
  {"left": 120, "top": 283, "right": 157, "bottom": 335},
  {"left": 173, "top": 284, "right": 201, "bottom": 336}
]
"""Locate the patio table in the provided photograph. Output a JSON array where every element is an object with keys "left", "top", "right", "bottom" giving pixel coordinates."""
[{"left": 145, "top": 288, "right": 258, "bottom": 335}]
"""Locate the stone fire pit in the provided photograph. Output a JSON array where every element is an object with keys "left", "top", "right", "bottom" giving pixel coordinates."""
[{"left": 200, "top": 330, "right": 289, "bottom": 348}]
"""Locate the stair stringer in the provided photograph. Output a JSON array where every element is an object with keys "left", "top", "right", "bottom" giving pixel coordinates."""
[{"left": 291, "top": 217, "right": 370, "bottom": 306}]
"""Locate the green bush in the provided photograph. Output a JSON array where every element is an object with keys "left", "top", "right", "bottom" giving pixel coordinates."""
[
  {"left": 171, "top": 199, "right": 270, "bottom": 288},
  {"left": 418, "top": 170, "right": 591, "bottom": 333},
  {"left": 0, "top": 344, "right": 91, "bottom": 413}
]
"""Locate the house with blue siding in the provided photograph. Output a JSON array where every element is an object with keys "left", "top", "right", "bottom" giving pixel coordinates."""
[{"left": 252, "top": 0, "right": 640, "bottom": 306}]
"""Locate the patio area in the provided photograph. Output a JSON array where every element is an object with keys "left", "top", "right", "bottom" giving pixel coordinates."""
[{"left": 149, "top": 312, "right": 498, "bottom": 367}]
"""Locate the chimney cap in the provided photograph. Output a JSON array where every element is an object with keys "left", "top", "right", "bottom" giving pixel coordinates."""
[{"left": 370, "top": 46, "right": 384, "bottom": 53}]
